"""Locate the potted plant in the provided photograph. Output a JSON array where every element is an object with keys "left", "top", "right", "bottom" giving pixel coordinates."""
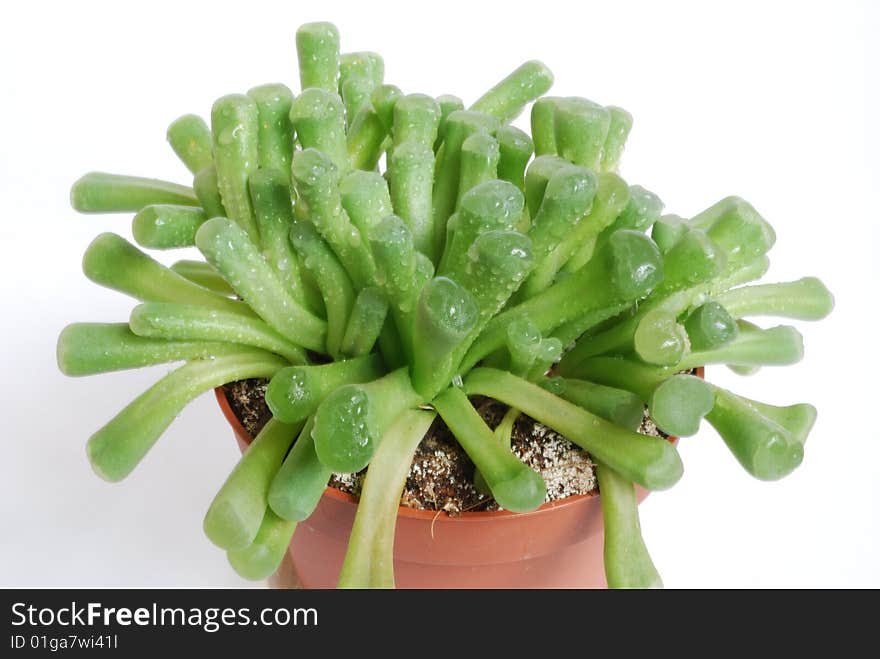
[{"left": 57, "top": 21, "right": 833, "bottom": 588}]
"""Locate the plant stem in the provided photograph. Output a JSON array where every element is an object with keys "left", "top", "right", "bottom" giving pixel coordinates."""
[
  {"left": 496, "top": 126, "right": 534, "bottom": 192},
  {"left": 247, "top": 83, "right": 295, "bottom": 175},
  {"left": 192, "top": 165, "right": 226, "bottom": 218},
  {"left": 648, "top": 374, "right": 715, "bottom": 437},
  {"left": 347, "top": 107, "right": 387, "bottom": 170},
  {"left": 339, "top": 51, "right": 384, "bottom": 122},
  {"left": 369, "top": 214, "right": 417, "bottom": 313},
  {"left": 389, "top": 141, "right": 435, "bottom": 259},
  {"left": 552, "top": 366, "right": 664, "bottom": 588},
  {"left": 439, "top": 231, "right": 536, "bottom": 382},
  {"left": 684, "top": 301, "right": 738, "bottom": 351},
  {"left": 338, "top": 409, "right": 435, "bottom": 588},
  {"left": 296, "top": 22, "right": 340, "bottom": 93},
  {"left": 411, "top": 277, "right": 480, "bottom": 399},
  {"left": 737, "top": 396, "right": 817, "bottom": 445},
  {"left": 596, "top": 463, "right": 663, "bottom": 589},
  {"left": 521, "top": 153, "right": 561, "bottom": 214},
  {"left": 377, "top": 316, "right": 407, "bottom": 370},
  {"left": 632, "top": 308, "right": 690, "bottom": 366},
  {"left": 268, "top": 417, "right": 331, "bottom": 522},
  {"left": 530, "top": 96, "right": 561, "bottom": 156},
  {"left": 87, "top": 349, "right": 286, "bottom": 482},
  {"left": 340, "top": 287, "right": 389, "bottom": 357},
  {"left": 553, "top": 98, "right": 611, "bottom": 171},
  {"left": 392, "top": 94, "right": 440, "bottom": 147},
  {"left": 340, "top": 77, "right": 378, "bottom": 127},
  {"left": 82, "top": 233, "right": 251, "bottom": 316},
  {"left": 431, "top": 110, "right": 500, "bottom": 259},
  {"left": 434, "top": 387, "right": 546, "bottom": 512},
  {"left": 456, "top": 230, "right": 534, "bottom": 324},
  {"left": 312, "top": 367, "right": 424, "bottom": 473},
  {"left": 291, "top": 149, "right": 375, "bottom": 286},
  {"left": 227, "top": 507, "right": 297, "bottom": 581},
  {"left": 705, "top": 386, "right": 805, "bottom": 481},
  {"left": 474, "top": 404, "right": 522, "bottom": 495},
  {"left": 434, "top": 94, "right": 464, "bottom": 150},
  {"left": 288, "top": 218, "right": 354, "bottom": 357},
  {"left": 564, "top": 356, "right": 666, "bottom": 402},
  {"left": 530, "top": 171, "right": 627, "bottom": 290},
  {"left": 249, "top": 169, "right": 318, "bottom": 312},
  {"left": 265, "top": 353, "right": 385, "bottom": 423},
  {"left": 196, "top": 218, "right": 327, "bottom": 351},
  {"left": 691, "top": 196, "right": 776, "bottom": 271},
  {"left": 339, "top": 170, "right": 393, "bottom": 239},
  {"left": 469, "top": 60, "right": 554, "bottom": 124},
  {"left": 596, "top": 184, "right": 663, "bottom": 247},
  {"left": 549, "top": 302, "right": 633, "bottom": 351},
  {"left": 340, "top": 51, "right": 384, "bottom": 88},
  {"left": 166, "top": 114, "right": 214, "bottom": 175},
  {"left": 463, "top": 229, "right": 663, "bottom": 371},
  {"left": 463, "top": 368, "right": 683, "bottom": 490},
  {"left": 676, "top": 324, "right": 803, "bottom": 371},
  {"left": 556, "top": 245, "right": 760, "bottom": 375},
  {"left": 515, "top": 164, "right": 600, "bottom": 299},
  {"left": 494, "top": 406, "right": 520, "bottom": 448},
  {"left": 132, "top": 204, "right": 207, "bottom": 249},
  {"left": 204, "top": 417, "right": 303, "bottom": 550},
  {"left": 169, "top": 260, "right": 234, "bottom": 296},
  {"left": 129, "top": 302, "right": 307, "bottom": 364},
  {"left": 57, "top": 322, "right": 241, "bottom": 376},
  {"left": 371, "top": 84, "right": 403, "bottom": 131},
  {"left": 70, "top": 172, "right": 198, "bottom": 213},
  {"left": 600, "top": 106, "right": 633, "bottom": 172},
  {"left": 290, "top": 90, "right": 350, "bottom": 174},
  {"left": 438, "top": 179, "right": 523, "bottom": 278},
  {"left": 651, "top": 228, "right": 725, "bottom": 297},
  {"left": 651, "top": 214, "right": 687, "bottom": 252},
  {"left": 457, "top": 132, "right": 500, "bottom": 205},
  {"left": 505, "top": 317, "right": 543, "bottom": 376},
  {"left": 714, "top": 277, "right": 834, "bottom": 321},
  {"left": 528, "top": 164, "right": 598, "bottom": 262},
  {"left": 553, "top": 377, "right": 645, "bottom": 431},
  {"left": 211, "top": 94, "right": 260, "bottom": 244}
]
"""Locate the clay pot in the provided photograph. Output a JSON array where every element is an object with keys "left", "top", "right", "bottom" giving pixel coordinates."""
[{"left": 214, "top": 370, "right": 698, "bottom": 589}]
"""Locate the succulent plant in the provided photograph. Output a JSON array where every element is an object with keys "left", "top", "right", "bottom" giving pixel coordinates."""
[{"left": 58, "top": 21, "right": 833, "bottom": 588}]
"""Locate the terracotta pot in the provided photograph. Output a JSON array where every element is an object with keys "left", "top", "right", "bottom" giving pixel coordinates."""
[{"left": 214, "top": 370, "right": 699, "bottom": 589}]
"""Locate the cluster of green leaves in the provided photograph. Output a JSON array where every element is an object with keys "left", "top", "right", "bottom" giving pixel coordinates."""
[{"left": 59, "top": 22, "right": 833, "bottom": 589}]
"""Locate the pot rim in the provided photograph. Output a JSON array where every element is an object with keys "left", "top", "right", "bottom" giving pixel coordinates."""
[{"left": 214, "top": 366, "right": 700, "bottom": 523}]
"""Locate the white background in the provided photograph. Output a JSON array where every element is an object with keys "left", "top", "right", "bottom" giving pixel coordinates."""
[{"left": 1, "top": 0, "right": 877, "bottom": 587}]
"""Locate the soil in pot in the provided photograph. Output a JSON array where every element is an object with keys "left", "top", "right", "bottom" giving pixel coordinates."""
[{"left": 221, "top": 379, "right": 668, "bottom": 515}]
